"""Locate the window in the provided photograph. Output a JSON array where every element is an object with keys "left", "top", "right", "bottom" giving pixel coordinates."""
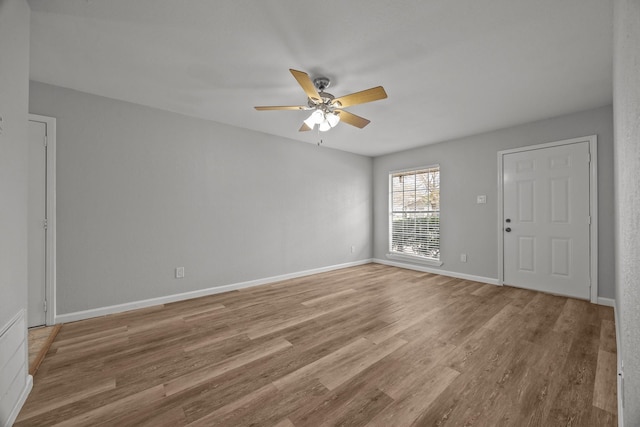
[{"left": 389, "top": 166, "right": 440, "bottom": 262}]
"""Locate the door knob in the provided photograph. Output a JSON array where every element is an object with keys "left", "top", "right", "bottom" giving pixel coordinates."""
[
  {"left": 505, "top": 218, "right": 511, "bottom": 223},
  {"left": 505, "top": 227, "right": 511, "bottom": 232}
]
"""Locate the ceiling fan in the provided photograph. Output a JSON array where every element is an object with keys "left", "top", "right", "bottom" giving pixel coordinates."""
[{"left": 255, "top": 69, "right": 387, "bottom": 132}]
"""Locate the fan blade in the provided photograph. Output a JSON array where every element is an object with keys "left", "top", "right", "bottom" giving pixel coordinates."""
[
  {"left": 299, "top": 123, "right": 312, "bottom": 132},
  {"left": 336, "top": 110, "right": 371, "bottom": 128},
  {"left": 333, "top": 86, "right": 387, "bottom": 108},
  {"left": 290, "top": 69, "right": 323, "bottom": 103},
  {"left": 254, "top": 105, "right": 307, "bottom": 111}
]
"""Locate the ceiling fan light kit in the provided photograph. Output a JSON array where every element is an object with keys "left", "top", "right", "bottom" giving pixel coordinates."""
[
  {"left": 255, "top": 69, "right": 387, "bottom": 133},
  {"left": 304, "top": 109, "right": 340, "bottom": 132}
]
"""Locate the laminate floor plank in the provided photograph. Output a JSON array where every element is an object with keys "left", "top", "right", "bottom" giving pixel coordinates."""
[
  {"left": 367, "top": 365, "right": 460, "bottom": 426},
  {"left": 593, "top": 349, "right": 618, "bottom": 414},
  {"left": 52, "top": 385, "right": 166, "bottom": 427},
  {"left": 547, "top": 321, "right": 601, "bottom": 426},
  {"left": 599, "top": 319, "right": 617, "bottom": 353},
  {"left": 190, "top": 380, "right": 330, "bottom": 427},
  {"left": 14, "top": 379, "right": 116, "bottom": 422},
  {"left": 17, "top": 264, "right": 617, "bottom": 426},
  {"left": 317, "top": 336, "right": 407, "bottom": 390},
  {"left": 164, "top": 337, "right": 294, "bottom": 396},
  {"left": 289, "top": 371, "right": 394, "bottom": 427}
]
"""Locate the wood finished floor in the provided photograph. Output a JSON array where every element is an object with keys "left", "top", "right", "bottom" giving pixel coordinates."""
[
  {"left": 16, "top": 264, "right": 617, "bottom": 426},
  {"left": 28, "top": 325, "right": 62, "bottom": 376}
]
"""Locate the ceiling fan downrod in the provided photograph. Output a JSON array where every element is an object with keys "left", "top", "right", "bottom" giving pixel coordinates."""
[{"left": 313, "top": 77, "right": 330, "bottom": 92}]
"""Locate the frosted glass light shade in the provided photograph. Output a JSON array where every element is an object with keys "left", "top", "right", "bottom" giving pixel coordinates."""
[
  {"left": 326, "top": 112, "right": 340, "bottom": 127},
  {"left": 318, "top": 120, "right": 331, "bottom": 132},
  {"left": 304, "top": 110, "right": 324, "bottom": 128}
]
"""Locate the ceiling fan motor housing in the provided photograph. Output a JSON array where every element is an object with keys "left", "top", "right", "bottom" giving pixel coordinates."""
[{"left": 313, "top": 77, "right": 331, "bottom": 92}]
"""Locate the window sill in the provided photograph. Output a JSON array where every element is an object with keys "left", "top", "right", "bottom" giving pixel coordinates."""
[{"left": 386, "top": 253, "right": 443, "bottom": 267}]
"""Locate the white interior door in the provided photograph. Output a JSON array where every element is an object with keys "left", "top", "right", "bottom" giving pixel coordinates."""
[
  {"left": 28, "top": 120, "right": 47, "bottom": 327},
  {"left": 502, "top": 141, "right": 591, "bottom": 299}
]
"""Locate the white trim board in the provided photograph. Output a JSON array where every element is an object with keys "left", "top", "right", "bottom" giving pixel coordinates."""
[
  {"left": 28, "top": 114, "right": 57, "bottom": 326},
  {"left": 0, "top": 310, "right": 31, "bottom": 427},
  {"left": 372, "top": 258, "right": 499, "bottom": 285},
  {"left": 614, "top": 302, "right": 623, "bottom": 427},
  {"left": 55, "top": 259, "right": 372, "bottom": 324},
  {"left": 385, "top": 252, "right": 443, "bottom": 267},
  {"left": 374, "top": 259, "right": 615, "bottom": 308},
  {"left": 4, "top": 375, "right": 32, "bottom": 427},
  {"left": 597, "top": 297, "right": 615, "bottom": 307}
]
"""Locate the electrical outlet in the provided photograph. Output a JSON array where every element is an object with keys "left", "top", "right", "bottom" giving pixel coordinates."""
[
  {"left": 351, "top": 245, "right": 355, "bottom": 253},
  {"left": 476, "top": 195, "right": 487, "bottom": 204},
  {"left": 176, "top": 267, "right": 185, "bottom": 279},
  {"left": 460, "top": 253, "right": 467, "bottom": 263}
]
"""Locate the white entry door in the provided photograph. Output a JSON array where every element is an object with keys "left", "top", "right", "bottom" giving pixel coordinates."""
[
  {"left": 502, "top": 141, "right": 591, "bottom": 299},
  {"left": 28, "top": 120, "right": 48, "bottom": 327}
]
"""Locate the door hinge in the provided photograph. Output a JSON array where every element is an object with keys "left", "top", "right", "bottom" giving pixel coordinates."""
[
  {"left": 43, "top": 218, "right": 48, "bottom": 229},
  {"left": 587, "top": 152, "right": 591, "bottom": 163},
  {"left": 43, "top": 300, "right": 47, "bottom": 313},
  {"left": 43, "top": 136, "right": 48, "bottom": 147},
  {"left": 587, "top": 216, "right": 591, "bottom": 224}
]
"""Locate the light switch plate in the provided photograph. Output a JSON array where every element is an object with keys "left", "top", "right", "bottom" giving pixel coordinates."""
[{"left": 477, "top": 195, "right": 487, "bottom": 204}]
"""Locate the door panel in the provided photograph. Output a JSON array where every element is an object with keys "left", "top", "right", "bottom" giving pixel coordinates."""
[
  {"left": 518, "top": 236, "right": 535, "bottom": 272},
  {"left": 550, "top": 238, "right": 570, "bottom": 276},
  {"left": 517, "top": 180, "right": 535, "bottom": 222},
  {"left": 28, "top": 120, "right": 47, "bottom": 327},
  {"left": 503, "top": 142, "right": 590, "bottom": 299}
]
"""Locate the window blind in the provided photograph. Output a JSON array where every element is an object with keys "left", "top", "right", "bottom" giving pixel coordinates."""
[{"left": 389, "top": 166, "right": 440, "bottom": 260}]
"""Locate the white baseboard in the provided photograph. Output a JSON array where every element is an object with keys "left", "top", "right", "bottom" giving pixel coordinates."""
[
  {"left": 55, "top": 259, "right": 373, "bottom": 324},
  {"left": 372, "top": 258, "right": 499, "bottom": 285},
  {"left": 4, "top": 375, "right": 32, "bottom": 427},
  {"left": 614, "top": 303, "right": 623, "bottom": 427},
  {"left": 597, "top": 297, "right": 616, "bottom": 307},
  {"left": 373, "top": 259, "right": 617, "bottom": 305}
]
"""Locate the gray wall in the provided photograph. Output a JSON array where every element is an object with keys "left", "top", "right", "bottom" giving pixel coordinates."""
[
  {"left": 0, "top": 0, "right": 30, "bottom": 424},
  {"left": 29, "top": 82, "right": 373, "bottom": 315},
  {"left": 373, "top": 105, "right": 615, "bottom": 299},
  {"left": 0, "top": 0, "right": 30, "bottom": 335},
  {"left": 614, "top": 0, "right": 640, "bottom": 423}
]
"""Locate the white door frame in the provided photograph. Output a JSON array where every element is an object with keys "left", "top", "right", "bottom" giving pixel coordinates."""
[
  {"left": 497, "top": 135, "right": 598, "bottom": 303},
  {"left": 28, "top": 114, "right": 57, "bottom": 325}
]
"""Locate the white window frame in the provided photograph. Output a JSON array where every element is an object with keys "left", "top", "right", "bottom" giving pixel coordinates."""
[{"left": 386, "top": 165, "right": 443, "bottom": 267}]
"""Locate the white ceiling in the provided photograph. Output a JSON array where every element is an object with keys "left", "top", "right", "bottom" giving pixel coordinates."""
[{"left": 27, "top": 0, "right": 613, "bottom": 157}]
